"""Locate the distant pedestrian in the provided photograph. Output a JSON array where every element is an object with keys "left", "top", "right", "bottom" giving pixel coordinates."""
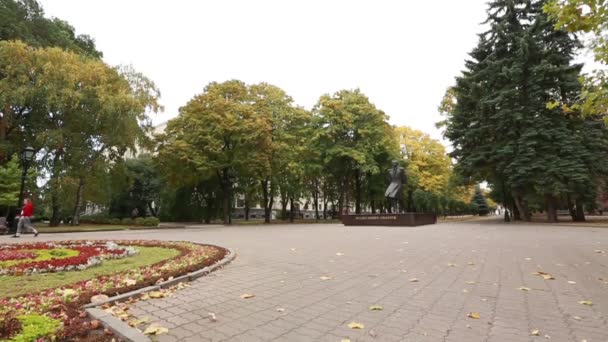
[{"left": 13, "top": 198, "right": 38, "bottom": 238}]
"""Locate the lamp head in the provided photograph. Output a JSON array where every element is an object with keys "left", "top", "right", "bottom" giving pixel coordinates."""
[{"left": 22, "top": 146, "right": 35, "bottom": 162}]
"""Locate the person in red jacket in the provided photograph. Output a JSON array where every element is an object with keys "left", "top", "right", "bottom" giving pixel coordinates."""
[{"left": 13, "top": 198, "right": 38, "bottom": 238}]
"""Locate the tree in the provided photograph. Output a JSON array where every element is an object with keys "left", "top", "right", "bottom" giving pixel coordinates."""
[
  {"left": 111, "top": 155, "right": 162, "bottom": 218},
  {"left": 441, "top": 0, "right": 608, "bottom": 222},
  {"left": 248, "top": 83, "right": 307, "bottom": 223},
  {"left": 158, "top": 80, "right": 269, "bottom": 224},
  {"left": 396, "top": 126, "right": 451, "bottom": 194},
  {"left": 311, "top": 89, "right": 398, "bottom": 215},
  {"left": 0, "top": 41, "right": 160, "bottom": 225},
  {"left": 0, "top": 0, "right": 101, "bottom": 58},
  {"left": 0, "top": 155, "right": 20, "bottom": 215},
  {"left": 544, "top": 0, "right": 608, "bottom": 118},
  {"left": 470, "top": 185, "right": 490, "bottom": 216}
]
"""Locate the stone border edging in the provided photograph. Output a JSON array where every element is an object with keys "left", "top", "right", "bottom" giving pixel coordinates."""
[{"left": 85, "top": 247, "right": 236, "bottom": 342}]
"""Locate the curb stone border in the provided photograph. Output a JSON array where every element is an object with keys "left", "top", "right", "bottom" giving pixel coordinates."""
[{"left": 85, "top": 247, "right": 236, "bottom": 342}]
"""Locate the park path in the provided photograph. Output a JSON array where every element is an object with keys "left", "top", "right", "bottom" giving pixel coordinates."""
[{"left": 2, "top": 220, "right": 608, "bottom": 341}]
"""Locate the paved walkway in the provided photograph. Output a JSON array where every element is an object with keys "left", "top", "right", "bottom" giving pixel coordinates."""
[{"left": 3, "top": 220, "right": 608, "bottom": 341}]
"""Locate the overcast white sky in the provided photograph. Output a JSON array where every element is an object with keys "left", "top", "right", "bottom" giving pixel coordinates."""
[{"left": 38, "top": 0, "right": 492, "bottom": 142}]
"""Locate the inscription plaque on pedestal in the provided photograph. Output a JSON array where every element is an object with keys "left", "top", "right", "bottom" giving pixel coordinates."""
[{"left": 341, "top": 213, "right": 437, "bottom": 227}]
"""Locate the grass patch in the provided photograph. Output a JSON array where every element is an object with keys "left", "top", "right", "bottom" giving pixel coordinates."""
[{"left": 0, "top": 246, "right": 179, "bottom": 299}]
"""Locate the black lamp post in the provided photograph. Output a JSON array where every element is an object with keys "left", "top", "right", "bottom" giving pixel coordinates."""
[{"left": 11, "top": 146, "right": 35, "bottom": 233}]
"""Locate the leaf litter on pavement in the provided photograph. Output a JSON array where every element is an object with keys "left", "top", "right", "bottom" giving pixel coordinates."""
[
  {"left": 533, "top": 271, "right": 555, "bottom": 280},
  {"left": 101, "top": 282, "right": 193, "bottom": 336},
  {"left": 467, "top": 312, "right": 481, "bottom": 319},
  {"left": 348, "top": 322, "right": 365, "bottom": 329}
]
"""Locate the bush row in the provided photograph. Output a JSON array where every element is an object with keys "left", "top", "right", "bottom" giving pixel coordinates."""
[{"left": 79, "top": 215, "right": 160, "bottom": 226}]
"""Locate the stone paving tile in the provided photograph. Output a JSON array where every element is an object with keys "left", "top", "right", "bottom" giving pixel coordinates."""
[{"left": 4, "top": 219, "right": 608, "bottom": 341}]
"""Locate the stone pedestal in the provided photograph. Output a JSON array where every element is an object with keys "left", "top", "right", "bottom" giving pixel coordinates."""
[{"left": 341, "top": 213, "right": 437, "bottom": 226}]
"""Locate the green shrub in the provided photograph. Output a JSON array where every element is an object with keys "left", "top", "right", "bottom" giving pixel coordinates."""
[
  {"left": 134, "top": 217, "right": 146, "bottom": 226},
  {"left": 143, "top": 217, "right": 160, "bottom": 226},
  {"left": 80, "top": 214, "right": 111, "bottom": 224},
  {"left": 10, "top": 314, "right": 61, "bottom": 342},
  {"left": 108, "top": 218, "right": 121, "bottom": 225},
  {"left": 120, "top": 218, "right": 134, "bottom": 225}
]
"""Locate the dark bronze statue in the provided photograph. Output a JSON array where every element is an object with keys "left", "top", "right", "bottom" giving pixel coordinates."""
[{"left": 385, "top": 160, "right": 406, "bottom": 213}]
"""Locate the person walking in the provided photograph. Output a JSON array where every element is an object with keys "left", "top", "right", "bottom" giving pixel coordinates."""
[{"left": 12, "top": 198, "right": 38, "bottom": 238}]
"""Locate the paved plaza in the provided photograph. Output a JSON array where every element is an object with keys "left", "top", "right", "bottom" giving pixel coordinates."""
[{"left": 3, "top": 219, "right": 608, "bottom": 341}]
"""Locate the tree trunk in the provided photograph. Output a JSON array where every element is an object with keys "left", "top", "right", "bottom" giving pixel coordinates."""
[
  {"left": 502, "top": 181, "right": 510, "bottom": 222},
  {"left": 370, "top": 200, "right": 376, "bottom": 214},
  {"left": 147, "top": 202, "right": 158, "bottom": 217},
  {"left": 323, "top": 198, "right": 328, "bottom": 219},
  {"left": 355, "top": 169, "right": 361, "bottom": 214},
  {"left": 313, "top": 179, "right": 320, "bottom": 220},
  {"left": 289, "top": 197, "right": 295, "bottom": 223},
  {"left": 511, "top": 191, "right": 531, "bottom": 221},
  {"left": 49, "top": 153, "right": 63, "bottom": 227},
  {"left": 218, "top": 170, "right": 231, "bottom": 225},
  {"left": 512, "top": 203, "right": 521, "bottom": 221},
  {"left": 71, "top": 177, "right": 85, "bottom": 226},
  {"left": 574, "top": 197, "right": 586, "bottom": 222},
  {"left": 545, "top": 194, "right": 558, "bottom": 223},
  {"left": 261, "top": 178, "right": 274, "bottom": 223},
  {"left": 338, "top": 178, "right": 345, "bottom": 218},
  {"left": 407, "top": 190, "right": 414, "bottom": 212},
  {"left": 567, "top": 194, "right": 576, "bottom": 221},
  {"left": 280, "top": 192, "right": 288, "bottom": 220},
  {"left": 245, "top": 200, "right": 250, "bottom": 221}
]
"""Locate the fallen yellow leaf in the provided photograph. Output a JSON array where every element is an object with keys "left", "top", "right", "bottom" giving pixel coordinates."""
[
  {"left": 467, "top": 262, "right": 475, "bottom": 266},
  {"left": 148, "top": 291, "right": 165, "bottom": 299},
  {"left": 534, "top": 271, "right": 555, "bottom": 280},
  {"left": 348, "top": 322, "right": 364, "bottom": 329},
  {"left": 447, "top": 263, "right": 458, "bottom": 267},
  {"left": 240, "top": 293, "right": 255, "bottom": 299},
  {"left": 467, "top": 312, "right": 480, "bottom": 319},
  {"left": 341, "top": 339, "right": 351, "bottom": 342},
  {"left": 336, "top": 252, "right": 345, "bottom": 256},
  {"left": 143, "top": 325, "right": 169, "bottom": 335},
  {"left": 368, "top": 305, "right": 383, "bottom": 311},
  {"left": 531, "top": 329, "right": 540, "bottom": 336},
  {"left": 518, "top": 287, "right": 532, "bottom": 291},
  {"left": 465, "top": 281, "right": 476, "bottom": 285},
  {"left": 409, "top": 278, "right": 419, "bottom": 282},
  {"left": 568, "top": 281, "right": 576, "bottom": 284},
  {"left": 578, "top": 300, "right": 593, "bottom": 306},
  {"left": 320, "top": 276, "right": 333, "bottom": 280}
]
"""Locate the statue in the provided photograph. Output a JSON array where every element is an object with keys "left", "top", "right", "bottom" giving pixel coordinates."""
[{"left": 385, "top": 160, "right": 406, "bottom": 213}]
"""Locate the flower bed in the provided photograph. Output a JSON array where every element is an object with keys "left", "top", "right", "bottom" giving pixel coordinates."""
[
  {"left": 0, "top": 240, "right": 226, "bottom": 342},
  {"left": 0, "top": 241, "right": 137, "bottom": 276},
  {"left": 0, "top": 250, "right": 37, "bottom": 262}
]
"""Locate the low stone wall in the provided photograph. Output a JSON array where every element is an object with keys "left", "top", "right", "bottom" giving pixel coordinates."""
[{"left": 341, "top": 213, "right": 437, "bottom": 226}]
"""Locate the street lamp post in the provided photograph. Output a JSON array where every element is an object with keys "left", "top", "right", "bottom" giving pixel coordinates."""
[{"left": 11, "top": 146, "right": 35, "bottom": 234}]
